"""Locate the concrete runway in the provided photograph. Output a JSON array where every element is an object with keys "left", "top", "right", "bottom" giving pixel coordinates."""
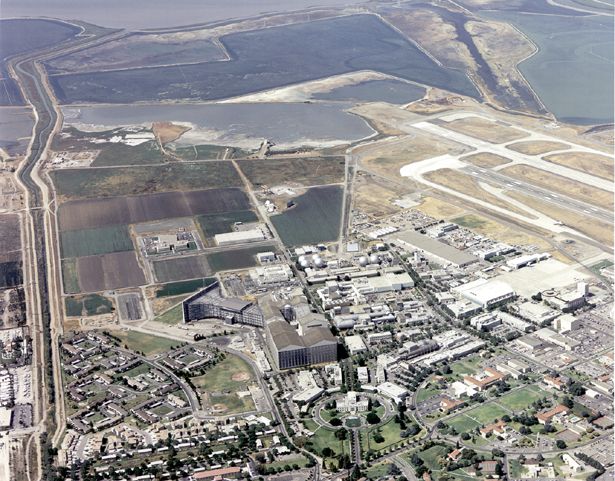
[{"left": 462, "top": 166, "right": 613, "bottom": 224}]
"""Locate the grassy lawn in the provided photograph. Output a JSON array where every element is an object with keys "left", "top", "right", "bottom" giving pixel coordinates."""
[
  {"left": 468, "top": 403, "right": 510, "bottom": 425},
  {"left": 266, "top": 454, "right": 310, "bottom": 471},
  {"left": 365, "top": 461, "right": 394, "bottom": 479},
  {"left": 417, "top": 444, "right": 451, "bottom": 471},
  {"left": 302, "top": 419, "right": 349, "bottom": 460},
  {"left": 192, "top": 354, "right": 254, "bottom": 393},
  {"left": 497, "top": 386, "right": 548, "bottom": 411},
  {"left": 447, "top": 413, "right": 481, "bottom": 433},
  {"left": 111, "top": 329, "right": 180, "bottom": 356},
  {"left": 416, "top": 382, "right": 441, "bottom": 403},
  {"left": 450, "top": 357, "right": 482, "bottom": 376},
  {"left": 362, "top": 417, "right": 404, "bottom": 453},
  {"left": 153, "top": 303, "right": 184, "bottom": 325}
]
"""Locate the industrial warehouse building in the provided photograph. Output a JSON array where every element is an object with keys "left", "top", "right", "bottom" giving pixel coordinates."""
[
  {"left": 395, "top": 230, "right": 478, "bottom": 268},
  {"left": 182, "top": 282, "right": 264, "bottom": 327},
  {"left": 266, "top": 318, "right": 338, "bottom": 370}
]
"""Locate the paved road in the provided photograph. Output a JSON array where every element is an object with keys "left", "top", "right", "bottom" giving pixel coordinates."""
[{"left": 462, "top": 166, "right": 612, "bottom": 223}]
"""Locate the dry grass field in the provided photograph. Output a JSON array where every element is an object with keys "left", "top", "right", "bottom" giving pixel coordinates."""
[
  {"left": 441, "top": 117, "right": 526, "bottom": 143},
  {"left": 501, "top": 164, "right": 613, "bottom": 210},
  {"left": 415, "top": 196, "right": 466, "bottom": 219},
  {"left": 237, "top": 156, "right": 345, "bottom": 187},
  {"left": 506, "top": 140, "right": 569, "bottom": 155},
  {"left": 543, "top": 152, "right": 614, "bottom": 181},
  {"left": 462, "top": 152, "right": 511, "bottom": 168},
  {"left": 152, "top": 122, "right": 190, "bottom": 144}
]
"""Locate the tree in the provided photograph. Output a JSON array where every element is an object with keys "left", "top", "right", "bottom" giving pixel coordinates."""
[
  {"left": 335, "top": 428, "right": 348, "bottom": 441},
  {"left": 366, "top": 412, "right": 381, "bottom": 425},
  {"left": 388, "top": 464, "right": 401, "bottom": 476},
  {"left": 322, "top": 447, "right": 333, "bottom": 457},
  {"left": 460, "top": 432, "right": 471, "bottom": 441},
  {"left": 330, "top": 417, "right": 342, "bottom": 426},
  {"left": 556, "top": 440, "right": 567, "bottom": 449}
]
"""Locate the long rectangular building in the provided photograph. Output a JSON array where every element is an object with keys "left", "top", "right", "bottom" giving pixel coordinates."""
[
  {"left": 183, "top": 282, "right": 264, "bottom": 327},
  {"left": 395, "top": 231, "right": 478, "bottom": 268}
]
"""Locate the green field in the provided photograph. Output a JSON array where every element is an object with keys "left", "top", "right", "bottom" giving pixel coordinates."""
[
  {"left": 416, "top": 444, "right": 451, "bottom": 471},
  {"left": 447, "top": 403, "right": 510, "bottom": 433},
  {"left": 60, "top": 224, "right": 133, "bottom": 258},
  {"left": 153, "top": 304, "right": 184, "bottom": 324},
  {"left": 498, "top": 386, "right": 547, "bottom": 411},
  {"left": 416, "top": 383, "right": 442, "bottom": 403},
  {"left": 192, "top": 354, "right": 254, "bottom": 393},
  {"left": 208, "top": 392, "right": 255, "bottom": 414},
  {"left": 61, "top": 258, "right": 80, "bottom": 294},
  {"left": 451, "top": 215, "right": 488, "bottom": 230},
  {"left": 155, "top": 278, "right": 216, "bottom": 297},
  {"left": 50, "top": 162, "right": 241, "bottom": 200},
  {"left": 171, "top": 144, "right": 250, "bottom": 160},
  {"left": 111, "top": 330, "right": 180, "bottom": 356},
  {"left": 92, "top": 141, "right": 166, "bottom": 166},
  {"left": 65, "top": 294, "right": 114, "bottom": 317},
  {"left": 197, "top": 210, "right": 258, "bottom": 237},
  {"left": 365, "top": 461, "right": 394, "bottom": 479},
  {"left": 361, "top": 417, "right": 405, "bottom": 453},
  {"left": 302, "top": 419, "right": 349, "bottom": 461},
  {"left": 271, "top": 185, "right": 343, "bottom": 246}
]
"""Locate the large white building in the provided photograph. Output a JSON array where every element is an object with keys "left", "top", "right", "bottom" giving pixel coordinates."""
[
  {"left": 214, "top": 229, "right": 265, "bottom": 246},
  {"left": 377, "top": 382, "right": 409, "bottom": 404},
  {"left": 453, "top": 279, "right": 516, "bottom": 308},
  {"left": 345, "top": 335, "right": 368, "bottom": 355}
]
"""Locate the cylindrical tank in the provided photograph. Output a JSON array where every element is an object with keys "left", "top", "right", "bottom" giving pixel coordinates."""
[
  {"left": 298, "top": 255, "right": 306, "bottom": 264},
  {"left": 314, "top": 258, "right": 324, "bottom": 268},
  {"left": 369, "top": 254, "right": 380, "bottom": 264},
  {"left": 299, "top": 259, "right": 310, "bottom": 269},
  {"left": 358, "top": 256, "right": 369, "bottom": 267},
  {"left": 311, "top": 254, "right": 321, "bottom": 262}
]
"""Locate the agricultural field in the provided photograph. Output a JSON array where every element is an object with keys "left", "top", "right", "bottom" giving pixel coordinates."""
[
  {"left": 59, "top": 225, "right": 133, "bottom": 258},
  {"left": 49, "top": 162, "right": 242, "bottom": 200},
  {"left": 197, "top": 210, "right": 258, "bottom": 238},
  {"left": 206, "top": 245, "right": 276, "bottom": 273},
  {"left": 110, "top": 329, "right": 181, "bottom": 356},
  {"left": 48, "top": 14, "right": 476, "bottom": 104},
  {"left": 152, "top": 255, "right": 211, "bottom": 283},
  {"left": 0, "top": 261, "right": 22, "bottom": 289},
  {"left": 91, "top": 141, "right": 166, "bottom": 167},
  {"left": 76, "top": 251, "right": 146, "bottom": 292},
  {"left": 237, "top": 156, "right": 345, "bottom": 187},
  {"left": 65, "top": 294, "right": 114, "bottom": 317},
  {"left": 58, "top": 188, "right": 251, "bottom": 231},
  {"left": 155, "top": 278, "right": 216, "bottom": 298},
  {"left": 61, "top": 259, "right": 80, "bottom": 294},
  {"left": 271, "top": 185, "right": 343, "bottom": 246}
]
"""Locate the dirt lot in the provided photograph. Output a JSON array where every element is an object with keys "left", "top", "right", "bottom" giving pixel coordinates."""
[
  {"left": 506, "top": 141, "right": 570, "bottom": 155},
  {"left": 238, "top": 156, "right": 345, "bottom": 187},
  {"left": 441, "top": 117, "right": 527, "bottom": 144},
  {"left": 508, "top": 192, "right": 613, "bottom": 246},
  {"left": 153, "top": 122, "right": 190, "bottom": 144},
  {"left": 423, "top": 168, "right": 529, "bottom": 216},
  {"left": 77, "top": 251, "right": 147, "bottom": 292},
  {"left": 543, "top": 152, "right": 614, "bottom": 181},
  {"left": 58, "top": 188, "right": 251, "bottom": 231},
  {"left": 462, "top": 152, "right": 511, "bottom": 168},
  {"left": 352, "top": 173, "right": 407, "bottom": 218},
  {"left": 501, "top": 164, "right": 614, "bottom": 210}
]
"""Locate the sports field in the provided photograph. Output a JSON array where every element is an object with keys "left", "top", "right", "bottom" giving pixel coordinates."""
[{"left": 192, "top": 354, "right": 254, "bottom": 393}]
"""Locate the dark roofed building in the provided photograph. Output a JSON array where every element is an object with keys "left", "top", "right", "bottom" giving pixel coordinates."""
[
  {"left": 183, "top": 281, "right": 264, "bottom": 327},
  {"left": 266, "top": 318, "right": 337, "bottom": 370}
]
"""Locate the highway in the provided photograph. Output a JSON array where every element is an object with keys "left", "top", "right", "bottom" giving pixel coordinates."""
[{"left": 462, "top": 166, "right": 613, "bottom": 223}]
